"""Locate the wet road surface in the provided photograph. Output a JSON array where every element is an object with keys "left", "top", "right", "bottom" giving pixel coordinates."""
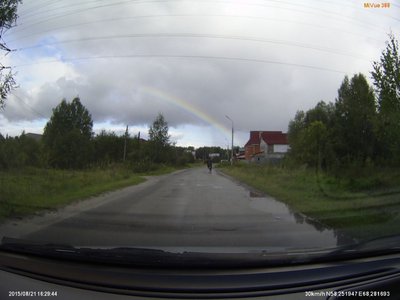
[{"left": 11, "top": 167, "right": 348, "bottom": 249}]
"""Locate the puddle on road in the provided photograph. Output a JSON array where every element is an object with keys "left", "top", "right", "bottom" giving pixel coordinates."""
[
  {"left": 247, "top": 191, "right": 354, "bottom": 247},
  {"left": 249, "top": 192, "right": 292, "bottom": 217},
  {"left": 249, "top": 191, "right": 264, "bottom": 198}
]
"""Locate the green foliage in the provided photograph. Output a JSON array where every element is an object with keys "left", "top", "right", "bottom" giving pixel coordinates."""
[
  {"left": 333, "top": 73, "right": 377, "bottom": 165},
  {"left": 149, "top": 113, "right": 170, "bottom": 146},
  {"left": 0, "top": 167, "right": 145, "bottom": 220},
  {"left": 371, "top": 34, "right": 400, "bottom": 163},
  {"left": 0, "top": 0, "right": 20, "bottom": 30},
  {"left": 305, "top": 101, "right": 335, "bottom": 125},
  {"left": 43, "top": 97, "right": 93, "bottom": 169},
  {"left": 288, "top": 73, "right": 377, "bottom": 172},
  {"left": 288, "top": 102, "right": 335, "bottom": 169},
  {"left": 1, "top": 103, "right": 225, "bottom": 174},
  {"left": 0, "top": 132, "right": 42, "bottom": 169},
  {"left": 148, "top": 113, "right": 171, "bottom": 163},
  {"left": 173, "top": 146, "right": 195, "bottom": 166},
  {"left": 130, "top": 158, "right": 157, "bottom": 173},
  {"left": 195, "top": 146, "right": 228, "bottom": 161},
  {"left": 0, "top": 0, "right": 22, "bottom": 108},
  {"left": 288, "top": 35, "right": 400, "bottom": 171},
  {"left": 0, "top": 71, "right": 16, "bottom": 107},
  {"left": 303, "top": 120, "right": 328, "bottom": 169},
  {"left": 92, "top": 130, "right": 125, "bottom": 166},
  {"left": 287, "top": 110, "right": 306, "bottom": 161},
  {"left": 372, "top": 33, "right": 400, "bottom": 114},
  {"left": 127, "top": 118, "right": 195, "bottom": 170},
  {"left": 217, "top": 160, "right": 231, "bottom": 167},
  {"left": 220, "top": 164, "right": 400, "bottom": 240}
]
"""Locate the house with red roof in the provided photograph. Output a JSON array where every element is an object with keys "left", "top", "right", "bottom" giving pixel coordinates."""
[{"left": 244, "top": 131, "right": 288, "bottom": 162}]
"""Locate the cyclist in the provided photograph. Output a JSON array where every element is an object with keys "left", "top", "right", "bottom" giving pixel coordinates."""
[{"left": 206, "top": 157, "right": 212, "bottom": 173}]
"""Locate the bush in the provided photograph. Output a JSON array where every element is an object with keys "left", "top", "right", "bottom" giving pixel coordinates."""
[
  {"left": 218, "top": 160, "right": 231, "bottom": 168},
  {"left": 131, "top": 158, "right": 157, "bottom": 173}
]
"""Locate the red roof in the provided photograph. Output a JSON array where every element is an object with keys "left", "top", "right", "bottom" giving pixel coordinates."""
[
  {"left": 245, "top": 131, "right": 287, "bottom": 147},
  {"left": 261, "top": 131, "right": 287, "bottom": 145}
]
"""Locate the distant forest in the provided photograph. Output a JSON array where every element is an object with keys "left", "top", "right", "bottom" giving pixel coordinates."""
[
  {"left": 287, "top": 34, "right": 400, "bottom": 173},
  {"left": 0, "top": 103, "right": 229, "bottom": 172}
]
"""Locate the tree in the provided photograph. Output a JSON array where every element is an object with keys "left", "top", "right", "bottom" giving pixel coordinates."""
[
  {"left": 43, "top": 97, "right": 93, "bottom": 169},
  {"left": 93, "top": 130, "right": 125, "bottom": 166},
  {"left": 0, "top": 0, "right": 22, "bottom": 108},
  {"left": 288, "top": 101, "right": 335, "bottom": 168},
  {"left": 148, "top": 113, "right": 171, "bottom": 163},
  {"left": 303, "top": 121, "right": 328, "bottom": 171},
  {"left": 0, "top": 132, "right": 41, "bottom": 169},
  {"left": 195, "top": 146, "right": 227, "bottom": 161},
  {"left": 149, "top": 113, "right": 170, "bottom": 147},
  {"left": 305, "top": 101, "right": 335, "bottom": 126},
  {"left": 371, "top": 34, "right": 400, "bottom": 163},
  {"left": 287, "top": 110, "right": 308, "bottom": 164},
  {"left": 333, "top": 74, "right": 377, "bottom": 165}
]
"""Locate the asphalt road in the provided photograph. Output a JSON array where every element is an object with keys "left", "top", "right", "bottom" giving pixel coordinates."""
[{"left": 16, "top": 167, "right": 346, "bottom": 249}]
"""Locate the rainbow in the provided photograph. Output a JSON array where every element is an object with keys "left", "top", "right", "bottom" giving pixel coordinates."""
[{"left": 141, "top": 86, "right": 232, "bottom": 139}]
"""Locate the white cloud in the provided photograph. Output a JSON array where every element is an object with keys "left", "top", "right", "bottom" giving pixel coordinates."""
[{"left": 2, "top": 0, "right": 399, "bottom": 147}]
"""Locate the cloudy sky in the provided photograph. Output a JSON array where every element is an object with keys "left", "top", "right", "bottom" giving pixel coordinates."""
[{"left": 1, "top": 0, "right": 399, "bottom": 147}]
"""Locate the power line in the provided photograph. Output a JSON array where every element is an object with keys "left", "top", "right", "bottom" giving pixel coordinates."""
[
  {"left": 10, "top": 92, "right": 47, "bottom": 119},
  {"left": 13, "top": 53, "right": 348, "bottom": 74},
  {"left": 9, "top": 0, "right": 392, "bottom": 36},
  {"left": 8, "top": 13, "right": 386, "bottom": 46},
  {"left": 17, "top": 33, "right": 374, "bottom": 60},
  {"left": 16, "top": 32, "right": 372, "bottom": 62},
  {"left": 19, "top": 0, "right": 109, "bottom": 21},
  {"left": 11, "top": 0, "right": 151, "bottom": 32},
  {"left": 18, "top": 0, "right": 62, "bottom": 17}
]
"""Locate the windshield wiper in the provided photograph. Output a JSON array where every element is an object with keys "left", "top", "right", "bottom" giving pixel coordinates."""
[
  {"left": 329, "top": 235, "right": 400, "bottom": 259},
  {"left": 2, "top": 236, "right": 400, "bottom": 269},
  {"left": 0, "top": 237, "right": 179, "bottom": 268},
  {"left": 0, "top": 237, "right": 335, "bottom": 268}
]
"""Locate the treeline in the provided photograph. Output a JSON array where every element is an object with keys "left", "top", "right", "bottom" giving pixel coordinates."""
[
  {"left": 0, "top": 132, "right": 43, "bottom": 169},
  {"left": 287, "top": 34, "right": 400, "bottom": 173},
  {"left": 0, "top": 99, "right": 196, "bottom": 171},
  {"left": 195, "top": 146, "right": 229, "bottom": 162}
]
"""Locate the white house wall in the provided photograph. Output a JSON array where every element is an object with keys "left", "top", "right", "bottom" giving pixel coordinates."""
[
  {"left": 274, "top": 144, "right": 289, "bottom": 153},
  {"left": 260, "top": 139, "right": 267, "bottom": 152}
]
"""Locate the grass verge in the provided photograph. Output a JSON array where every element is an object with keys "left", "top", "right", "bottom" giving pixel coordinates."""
[
  {"left": 218, "top": 164, "right": 400, "bottom": 240},
  {"left": 0, "top": 167, "right": 146, "bottom": 221},
  {"left": 0, "top": 163, "right": 201, "bottom": 222}
]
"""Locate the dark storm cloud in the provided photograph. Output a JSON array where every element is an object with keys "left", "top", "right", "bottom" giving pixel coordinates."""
[{"left": 2, "top": 0, "right": 399, "bottom": 145}]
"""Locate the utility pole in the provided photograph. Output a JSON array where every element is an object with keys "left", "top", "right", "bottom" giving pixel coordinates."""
[
  {"left": 123, "top": 125, "right": 128, "bottom": 161},
  {"left": 225, "top": 115, "right": 234, "bottom": 165},
  {"left": 224, "top": 138, "right": 230, "bottom": 161}
]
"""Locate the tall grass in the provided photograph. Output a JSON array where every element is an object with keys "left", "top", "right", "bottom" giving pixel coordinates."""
[
  {"left": 219, "top": 164, "right": 400, "bottom": 240},
  {"left": 0, "top": 167, "right": 145, "bottom": 220},
  {"left": 0, "top": 163, "right": 200, "bottom": 221}
]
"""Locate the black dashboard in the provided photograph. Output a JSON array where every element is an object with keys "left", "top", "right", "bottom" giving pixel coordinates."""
[{"left": 1, "top": 249, "right": 400, "bottom": 299}]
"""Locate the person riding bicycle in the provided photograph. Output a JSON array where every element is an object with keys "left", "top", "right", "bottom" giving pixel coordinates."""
[{"left": 206, "top": 157, "right": 212, "bottom": 173}]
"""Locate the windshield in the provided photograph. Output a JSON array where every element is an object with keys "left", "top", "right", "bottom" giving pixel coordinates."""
[{"left": 0, "top": 0, "right": 399, "bottom": 264}]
